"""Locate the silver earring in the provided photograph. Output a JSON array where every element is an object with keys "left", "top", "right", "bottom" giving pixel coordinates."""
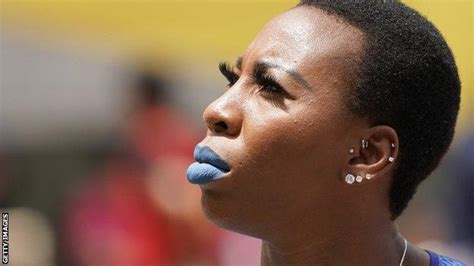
[
  {"left": 345, "top": 173, "right": 355, "bottom": 184},
  {"left": 365, "top": 173, "right": 373, "bottom": 180},
  {"left": 349, "top": 148, "right": 355, "bottom": 154},
  {"left": 355, "top": 175, "right": 363, "bottom": 183},
  {"left": 388, "top": 156, "right": 395, "bottom": 163},
  {"left": 391, "top": 142, "right": 395, "bottom": 148},
  {"left": 362, "top": 139, "right": 369, "bottom": 149}
]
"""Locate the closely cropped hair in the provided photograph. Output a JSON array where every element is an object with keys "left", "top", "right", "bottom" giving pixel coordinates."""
[{"left": 298, "top": 0, "right": 461, "bottom": 218}]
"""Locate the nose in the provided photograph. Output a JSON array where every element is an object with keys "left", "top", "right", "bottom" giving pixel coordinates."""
[{"left": 203, "top": 91, "right": 243, "bottom": 137}]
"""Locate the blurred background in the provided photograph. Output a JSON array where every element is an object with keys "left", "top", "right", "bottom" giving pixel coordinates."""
[{"left": 0, "top": 0, "right": 472, "bottom": 265}]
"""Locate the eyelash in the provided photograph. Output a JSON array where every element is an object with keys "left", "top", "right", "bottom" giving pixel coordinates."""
[
  {"left": 254, "top": 72, "right": 285, "bottom": 96},
  {"left": 218, "top": 62, "right": 239, "bottom": 87},
  {"left": 218, "top": 62, "right": 286, "bottom": 96}
]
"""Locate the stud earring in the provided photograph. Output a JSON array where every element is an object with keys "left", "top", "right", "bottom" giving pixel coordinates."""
[
  {"left": 391, "top": 142, "right": 395, "bottom": 148},
  {"left": 355, "top": 175, "right": 364, "bottom": 183},
  {"left": 365, "top": 173, "right": 373, "bottom": 180},
  {"left": 388, "top": 156, "right": 395, "bottom": 163},
  {"left": 349, "top": 148, "right": 355, "bottom": 154},
  {"left": 345, "top": 173, "right": 355, "bottom": 184}
]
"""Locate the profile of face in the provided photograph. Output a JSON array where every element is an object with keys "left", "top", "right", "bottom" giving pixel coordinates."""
[{"left": 189, "top": 6, "right": 393, "bottom": 242}]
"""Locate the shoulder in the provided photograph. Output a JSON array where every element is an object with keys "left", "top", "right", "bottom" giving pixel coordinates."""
[{"left": 425, "top": 249, "right": 466, "bottom": 266}]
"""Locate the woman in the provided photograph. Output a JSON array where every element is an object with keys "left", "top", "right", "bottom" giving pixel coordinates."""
[{"left": 187, "top": 1, "right": 465, "bottom": 265}]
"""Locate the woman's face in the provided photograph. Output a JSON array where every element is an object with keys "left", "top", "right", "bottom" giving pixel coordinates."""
[{"left": 194, "top": 7, "right": 366, "bottom": 239}]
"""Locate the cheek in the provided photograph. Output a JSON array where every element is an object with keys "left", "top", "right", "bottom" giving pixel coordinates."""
[
  {"left": 238, "top": 102, "right": 341, "bottom": 198},
  {"left": 200, "top": 98, "right": 349, "bottom": 236}
]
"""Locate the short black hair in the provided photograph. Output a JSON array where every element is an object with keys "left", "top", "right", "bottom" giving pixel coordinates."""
[{"left": 298, "top": 0, "right": 461, "bottom": 219}]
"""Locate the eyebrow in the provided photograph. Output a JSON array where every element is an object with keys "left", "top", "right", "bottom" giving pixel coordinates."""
[{"left": 235, "top": 56, "right": 312, "bottom": 91}]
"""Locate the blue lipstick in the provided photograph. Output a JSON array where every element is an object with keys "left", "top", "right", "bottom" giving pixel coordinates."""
[{"left": 186, "top": 145, "right": 231, "bottom": 184}]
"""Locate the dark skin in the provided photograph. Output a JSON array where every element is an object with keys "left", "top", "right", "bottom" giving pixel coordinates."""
[{"left": 197, "top": 6, "right": 431, "bottom": 265}]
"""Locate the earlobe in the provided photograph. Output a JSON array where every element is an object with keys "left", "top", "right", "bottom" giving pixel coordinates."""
[{"left": 343, "top": 126, "right": 399, "bottom": 184}]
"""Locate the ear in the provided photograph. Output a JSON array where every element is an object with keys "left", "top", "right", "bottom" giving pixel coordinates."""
[{"left": 345, "top": 125, "right": 399, "bottom": 184}]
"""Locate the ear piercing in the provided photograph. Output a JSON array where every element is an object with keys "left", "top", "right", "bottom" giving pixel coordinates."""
[
  {"left": 355, "top": 139, "right": 394, "bottom": 151},
  {"left": 388, "top": 156, "right": 395, "bottom": 162},
  {"left": 388, "top": 142, "right": 396, "bottom": 162},
  {"left": 349, "top": 140, "right": 396, "bottom": 161},
  {"left": 345, "top": 141, "right": 396, "bottom": 184},
  {"left": 348, "top": 138, "right": 368, "bottom": 154},
  {"left": 345, "top": 173, "right": 373, "bottom": 184},
  {"left": 362, "top": 139, "right": 369, "bottom": 149},
  {"left": 345, "top": 174, "right": 356, "bottom": 184}
]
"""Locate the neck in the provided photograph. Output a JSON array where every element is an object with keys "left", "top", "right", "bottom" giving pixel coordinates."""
[{"left": 260, "top": 212, "right": 406, "bottom": 266}]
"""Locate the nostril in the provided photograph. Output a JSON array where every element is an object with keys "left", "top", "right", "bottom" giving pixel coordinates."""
[{"left": 214, "top": 121, "right": 228, "bottom": 132}]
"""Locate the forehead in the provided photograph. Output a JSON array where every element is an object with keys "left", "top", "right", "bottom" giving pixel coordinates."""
[{"left": 242, "top": 6, "right": 364, "bottom": 81}]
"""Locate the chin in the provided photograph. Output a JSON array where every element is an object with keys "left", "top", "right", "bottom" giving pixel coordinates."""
[{"left": 200, "top": 188, "right": 262, "bottom": 238}]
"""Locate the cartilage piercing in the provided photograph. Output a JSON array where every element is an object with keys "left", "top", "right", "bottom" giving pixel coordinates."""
[{"left": 362, "top": 139, "right": 369, "bottom": 149}]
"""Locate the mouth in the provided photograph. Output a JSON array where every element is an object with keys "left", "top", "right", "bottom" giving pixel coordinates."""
[{"left": 186, "top": 145, "right": 231, "bottom": 184}]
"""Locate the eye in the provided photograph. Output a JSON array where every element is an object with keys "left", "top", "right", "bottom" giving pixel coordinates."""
[
  {"left": 256, "top": 75, "right": 285, "bottom": 96},
  {"left": 257, "top": 76, "right": 289, "bottom": 109},
  {"left": 218, "top": 62, "right": 239, "bottom": 87}
]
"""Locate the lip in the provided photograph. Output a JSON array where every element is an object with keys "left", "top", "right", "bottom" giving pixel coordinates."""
[
  {"left": 194, "top": 145, "right": 230, "bottom": 171},
  {"left": 186, "top": 145, "right": 231, "bottom": 184}
]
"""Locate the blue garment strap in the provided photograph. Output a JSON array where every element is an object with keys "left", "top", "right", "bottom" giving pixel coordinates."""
[
  {"left": 425, "top": 249, "right": 466, "bottom": 266},
  {"left": 426, "top": 250, "right": 439, "bottom": 266}
]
